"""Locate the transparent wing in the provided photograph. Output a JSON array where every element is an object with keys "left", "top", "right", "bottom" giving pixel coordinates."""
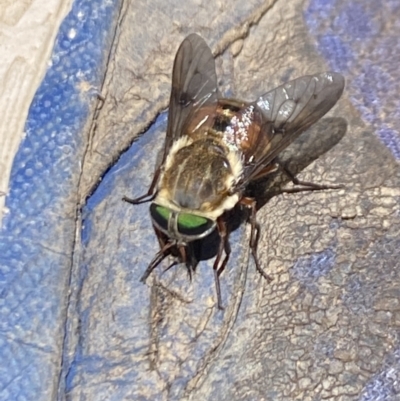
[
  {"left": 161, "top": 33, "right": 218, "bottom": 165},
  {"left": 244, "top": 72, "right": 345, "bottom": 180}
]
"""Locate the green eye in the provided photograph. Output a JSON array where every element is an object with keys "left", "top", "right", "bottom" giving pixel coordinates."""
[
  {"left": 150, "top": 204, "right": 170, "bottom": 232},
  {"left": 177, "top": 212, "right": 215, "bottom": 237},
  {"left": 177, "top": 213, "right": 208, "bottom": 228},
  {"left": 155, "top": 205, "right": 170, "bottom": 220},
  {"left": 150, "top": 203, "right": 216, "bottom": 239}
]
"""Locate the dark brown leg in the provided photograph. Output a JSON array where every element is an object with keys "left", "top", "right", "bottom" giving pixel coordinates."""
[
  {"left": 123, "top": 193, "right": 156, "bottom": 204},
  {"left": 178, "top": 245, "right": 195, "bottom": 281},
  {"left": 163, "top": 261, "right": 178, "bottom": 274},
  {"left": 122, "top": 167, "right": 162, "bottom": 204},
  {"left": 212, "top": 218, "right": 231, "bottom": 310},
  {"left": 240, "top": 197, "right": 272, "bottom": 282},
  {"left": 278, "top": 163, "right": 344, "bottom": 193},
  {"left": 140, "top": 240, "right": 175, "bottom": 283}
]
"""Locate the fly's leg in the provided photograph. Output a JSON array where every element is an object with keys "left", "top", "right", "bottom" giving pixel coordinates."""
[
  {"left": 140, "top": 227, "right": 174, "bottom": 282},
  {"left": 154, "top": 226, "right": 195, "bottom": 280},
  {"left": 278, "top": 162, "right": 344, "bottom": 193},
  {"left": 140, "top": 241, "right": 175, "bottom": 283},
  {"left": 123, "top": 193, "right": 156, "bottom": 204},
  {"left": 212, "top": 217, "right": 231, "bottom": 310},
  {"left": 162, "top": 261, "right": 178, "bottom": 275},
  {"left": 122, "top": 167, "right": 162, "bottom": 204},
  {"left": 240, "top": 197, "right": 272, "bottom": 282},
  {"left": 178, "top": 245, "right": 196, "bottom": 281}
]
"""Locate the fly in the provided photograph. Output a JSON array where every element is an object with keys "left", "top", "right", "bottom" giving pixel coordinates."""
[{"left": 123, "top": 34, "right": 345, "bottom": 309}]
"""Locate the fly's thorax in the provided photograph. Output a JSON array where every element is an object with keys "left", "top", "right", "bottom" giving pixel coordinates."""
[
  {"left": 186, "top": 99, "right": 267, "bottom": 164},
  {"left": 158, "top": 137, "right": 242, "bottom": 220}
]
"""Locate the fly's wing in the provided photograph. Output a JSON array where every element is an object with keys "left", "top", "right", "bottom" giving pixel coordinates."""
[
  {"left": 161, "top": 33, "right": 219, "bottom": 166},
  {"left": 243, "top": 72, "right": 345, "bottom": 181}
]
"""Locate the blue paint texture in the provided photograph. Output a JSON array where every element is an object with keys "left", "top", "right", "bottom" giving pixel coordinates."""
[
  {"left": 0, "top": 0, "right": 121, "bottom": 400},
  {"left": 0, "top": 0, "right": 399, "bottom": 399},
  {"left": 359, "top": 347, "right": 400, "bottom": 400},
  {"left": 305, "top": 2, "right": 400, "bottom": 398},
  {"left": 305, "top": 0, "right": 400, "bottom": 159},
  {"left": 291, "top": 248, "right": 336, "bottom": 292}
]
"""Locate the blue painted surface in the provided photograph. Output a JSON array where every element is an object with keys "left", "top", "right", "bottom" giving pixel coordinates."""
[
  {"left": 305, "top": 0, "right": 400, "bottom": 159},
  {"left": 359, "top": 347, "right": 400, "bottom": 400},
  {"left": 1, "top": 0, "right": 399, "bottom": 399},
  {"left": 0, "top": 0, "right": 121, "bottom": 400},
  {"left": 305, "top": 2, "right": 400, "bottom": 399},
  {"left": 291, "top": 248, "right": 336, "bottom": 292}
]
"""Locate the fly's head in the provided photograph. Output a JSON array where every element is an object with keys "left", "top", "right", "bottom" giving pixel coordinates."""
[{"left": 149, "top": 202, "right": 216, "bottom": 246}]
